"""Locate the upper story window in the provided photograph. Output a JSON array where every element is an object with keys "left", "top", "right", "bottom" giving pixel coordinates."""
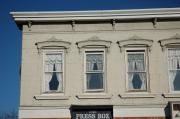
[
  {"left": 35, "top": 37, "right": 71, "bottom": 94},
  {"left": 159, "top": 34, "right": 180, "bottom": 92},
  {"left": 44, "top": 51, "right": 64, "bottom": 93},
  {"left": 126, "top": 49, "right": 147, "bottom": 91},
  {"left": 76, "top": 36, "right": 111, "bottom": 93},
  {"left": 168, "top": 48, "right": 180, "bottom": 91},
  {"left": 117, "top": 35, "right": 153, "bottom": 92},
  {"left": 85, "top": 50, "right": 105, "bottom": 92}
]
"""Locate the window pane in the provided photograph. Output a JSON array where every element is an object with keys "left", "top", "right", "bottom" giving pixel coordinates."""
[
  {"left": 169, "top": 70, "right": 180, "bottom": 91},
  {"left": 44, "top": 52, "right": 63, "bottom": 93},
  {"left": 45, "top": 53, "right": 62, "bottom": 72},
  {"left": 168, "top": 49, "right": 180, "bottom": 70},
  {"left": 128, "top": 53, "right": 145, "bottom": 72},
  {"left": 86, "top": 54, "right": 103, "bottom": 71},
  {"left": 128, "top": 72, "right": 147, "bottom": 90},
  {"left": 45, "top": 72, "right": 63, "bottom": 92},
  {"left": 86, "top": 73, "right": 103, "bottom": 89}
]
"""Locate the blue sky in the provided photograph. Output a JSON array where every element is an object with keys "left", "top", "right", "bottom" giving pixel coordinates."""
[{"left": 0, "top": 0, "right": 180, "bottom": 112}]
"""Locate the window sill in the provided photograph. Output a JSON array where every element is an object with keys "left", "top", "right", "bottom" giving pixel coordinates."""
[
  {"left": 162, "top": 93, "right": 180, "bottom": 98},
  {"left": 34, "top": 94, "right": 70, "bottom": 100},
  {"left": 76, "top": 94, "right": 113, "bottom": 99},
  {"left": 119, "top": 93, "right": 156, "bottom": 99}
]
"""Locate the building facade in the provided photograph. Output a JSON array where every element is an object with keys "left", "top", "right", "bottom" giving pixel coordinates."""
[{"left": 11, "top": 8, "right": 180, "bottom": 119}]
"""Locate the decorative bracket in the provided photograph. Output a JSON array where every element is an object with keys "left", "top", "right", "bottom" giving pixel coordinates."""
[
  {"left": 112, "top": 19, "right": 116, "bottom": 30},
  {"left": 76, "top": 36, "right": 112, "bottom": 53},
  {"left": 28, "top": 21, "right": 32, "bottom": 31},
  {"left": 158, "top": 34, "right": 180, "bottom": 51},
  {"left": 71, "top": 20, "right": 75, "bottom": 31},
  {"left": 117, "top": 35, "right": 153, "bottom": 52},
  {"left": 35, "top": 36, "right": 71, "bottom": 53},
  {"left": 153, "top": 18, "right": 157, "bottom": 28}
]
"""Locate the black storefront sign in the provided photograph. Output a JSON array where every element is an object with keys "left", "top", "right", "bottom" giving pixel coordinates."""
[{"left": 71, "top": 106, "right": 113, "bottom": 119}]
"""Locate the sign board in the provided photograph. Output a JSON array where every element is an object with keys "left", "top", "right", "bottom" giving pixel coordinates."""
[{"left": 71, "top": 106, "right": 113, "bottom": 119}]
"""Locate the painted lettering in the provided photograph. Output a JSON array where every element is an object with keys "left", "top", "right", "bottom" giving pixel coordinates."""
[
  {"left": 97, "top": 113, "right": 110, "bottom": 119},
  {"left": 76, "top": 113, "right": 96, "bottom": 119}
]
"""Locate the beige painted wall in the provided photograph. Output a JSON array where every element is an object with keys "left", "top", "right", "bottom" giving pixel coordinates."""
[{"left": 20, "top": 20, "right": 180, "bottom": 108}]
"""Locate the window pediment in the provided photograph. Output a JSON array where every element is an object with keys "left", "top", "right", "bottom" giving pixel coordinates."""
[
  {"left": 159, "top": 34, "right": 180, "bottom": 50},
  {"left": 117, "top": 35, "right": 153, "bottom": 51},
  {"left": 76, "top": 36, "right": 112, "bottom": 49},
  {"left": 35, "top": 36, "right": 71, "bottom": 50}
]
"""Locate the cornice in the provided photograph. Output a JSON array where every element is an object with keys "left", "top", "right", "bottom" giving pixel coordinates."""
[
  {"left": 10, "top": 8, "right": 180, "bottom": 23},
  {"left": 117, "top": 35, "right": 153, "bottom": 51},
  {"left": 159, "top": 34, "right": 180, "bottom": 47},
  {"left": 35, "top": 36, "right": 71, "bottom": 52},
  {"left": 76, "top": 36, "right": 112, "bottom": 49},
  {"left": 158, "top": 34, "right": 180, "bottom": 51}
]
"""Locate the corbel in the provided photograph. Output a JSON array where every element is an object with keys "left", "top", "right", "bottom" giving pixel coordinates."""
[
  {"left": 76, "top": 42, "right": 82, "bottom": 53},
  {"left": 153, "top": 18, "right": 157, "bottom": 28},
  {"left": 105, "top": 46, "right": 110, "bottom": 53},
  {"left": 116, "top": 41, "right": 124, "bottom": 53},
  {"left": 71, "top": 20, "right": 76, "bottom": 31},
  {"left": 158, "top": 40, "right": 166, "bottom": 51},
  {"left": 147, "top": 46, "right": 152, "bottom": 52},
  {"left": 35, "top": 44, "right": 43, "bottom": 54},
  {"left": 28, "top": 21, "right": 32, "bottom": 31},
  {"left": 112, "top": 19, "right": 116, "bottom": 30}
]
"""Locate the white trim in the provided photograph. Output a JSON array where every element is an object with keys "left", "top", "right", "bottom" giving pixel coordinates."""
[
  {"left": 84, "top": 49, "right": 106, "bottom": 93},
  {"left": 166, "top": 48, "right": 172, "bottom": 93},
  {"left": 119, "top": 93, "right": 156, "bottom": 98},
  {"left": 34, "top": 94, "right": 70, "bottom": 100},
  {"left": 10, "top": 8, "right": 180, "bottom": 23},
  {"left": 19, "top": 108, "right": 71, "bottom": 118},
  {"left": 42, "top": 50, "right": 65, "bottom": 94},
  {"left": 163, "top": 93, "right": 180, "bottom": 98},
  {"left": 76, "top": 94, "right": 112, "bottom": 99},
  {"left": 113, "top": 107, "right": 166, "bottom": 117}
]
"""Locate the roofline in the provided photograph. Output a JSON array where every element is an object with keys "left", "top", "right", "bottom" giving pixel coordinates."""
[{"left": 10, "top": 7, "right": 180, "bottom": 24}]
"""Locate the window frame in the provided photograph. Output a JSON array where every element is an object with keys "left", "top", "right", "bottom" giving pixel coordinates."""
[
  {"left": 167, "top": 47, "right": 180, "bottom": 93},
  {"left": 42, "top": 50, "right": 65, "bottom": 94},
  {"left": 125, "top": 47, "right": 149, "bottom": 92},
  {"left": 84, "top": 49, "right": 106, "bottom": 92}
]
